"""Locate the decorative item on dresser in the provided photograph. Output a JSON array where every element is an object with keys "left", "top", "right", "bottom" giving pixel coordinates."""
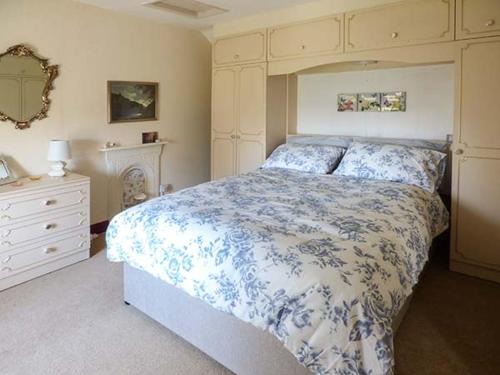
[
  {"left": 47, "top": 140, "right": 72, "bottom": 177},
  {"left": 0, "top": 173, "right": 90, "bottom": 291}
]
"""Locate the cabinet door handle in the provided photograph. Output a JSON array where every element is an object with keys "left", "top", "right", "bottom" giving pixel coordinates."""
[
  {"left": 233, "top": 54, "right": 240, "bottom": 60},
  {"left": 230, "top": 135, "right": 235, "bottom": 139},
  {"left": 43, "top": 199, "right": 56, "bottom": 206},
  {"left": 455, "top": 149, "right": 464, "bottom": 155},
  {"left": 486, "top": 19, "right": 495, "bottom": 27},
  {"left": 391, "top": 32, "right": 399, "bottom": 39},
  {"left": 2, "top": 256, "right": 11, "bottom": 264},
  {"left": 1, "top": 267, "right": 12, "bottom": 273},
  {"left": 44, "top": 223, "right": 56, "bottom": 230},
  {"left": 44, "top": 247, "right": 57, "bottom": 254},
  {"left": 300, "top": 45, "right": 307, "bottom": 50}
]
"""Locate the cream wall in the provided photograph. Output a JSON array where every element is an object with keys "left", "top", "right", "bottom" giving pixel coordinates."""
[
  {"left": 0, "top": 0, "right": 211, "bottom": 224},
  {"left": 211, "top": 0, "right": 401, "bottom": 38},
  {"left": 297, "top": 64, "right": 454, "bottom": 139}
]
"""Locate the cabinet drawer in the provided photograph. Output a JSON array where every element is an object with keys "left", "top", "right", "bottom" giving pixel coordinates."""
[
  {"left": 345, "top": 0, "right": 454, "bottom": 52},
  {"left": 0, "top": 229, "right": 89, "bottom": 280},
  {"left": 0, "top": 208, "right": 88, "bottom": 252},
  {"left": 268, "top": 16, "right": 343, "bottom": 61},
  {"left": 0, "top": 184, "right": 88, "bottom": 226},
  {"left": 457, "top": 0, "right": 500, "bottom": 40},
  {"left": 213, "top": 30, "right": 266, "bottom": 66}
]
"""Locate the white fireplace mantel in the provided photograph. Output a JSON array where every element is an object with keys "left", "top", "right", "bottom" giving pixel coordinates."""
[{"left": 100, "top": 142, "right": 167, "bottom": 218}]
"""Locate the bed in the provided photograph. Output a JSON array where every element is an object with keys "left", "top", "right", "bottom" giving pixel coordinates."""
[{"left": 106, "top": 136, "right": 450, "bottom": 375}]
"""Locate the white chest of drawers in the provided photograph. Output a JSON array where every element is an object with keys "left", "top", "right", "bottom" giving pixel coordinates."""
[{"left": 0, "top": 173, "right": 90, "bottom": 291}]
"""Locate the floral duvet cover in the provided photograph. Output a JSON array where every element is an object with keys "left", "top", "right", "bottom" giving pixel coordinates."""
[{"left": 107, "top": 168, "right": 448, "bottom": 375}]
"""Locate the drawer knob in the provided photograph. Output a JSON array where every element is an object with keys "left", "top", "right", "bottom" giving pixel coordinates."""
[
  {"left": 1, "top": 266, "right": 12, "bottom": 273},
  {"left": 44, "top": 247, "right": 57, "bottom": 254},
  {"left": 2, "top": 256, "right": 11, "bottom": 264},
  {"left": 455, "top": 149, "right": 464, "bottom": 155},
  {"left": 43, "top": 199, "right": 56, "bottom": 206},
  {"left": 300, "top": 45, "right": 307, "bottom": 50},
  {"left": 391, "top": 32, "right": 399, "bottom": 39},
  {"left": 486, "top": 19, "right": 495, "bottom": 27},
  {"left": 44, "top": 223, "right": 56, "bottom": 230},
  {"left": 233, "top": 54, "right": 240, "bottom": 60}
]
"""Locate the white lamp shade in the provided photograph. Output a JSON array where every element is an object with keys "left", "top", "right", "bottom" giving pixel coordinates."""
[{"left": 47, "top": 140, "right": 72, "bottom": 161}]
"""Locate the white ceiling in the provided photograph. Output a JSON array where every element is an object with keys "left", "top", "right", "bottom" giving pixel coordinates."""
[{"left": 76, "top": 0, "right": 317, "bottom": 30}]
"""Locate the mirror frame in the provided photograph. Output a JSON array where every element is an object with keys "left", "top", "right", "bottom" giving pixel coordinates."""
[{"left": 0, "top": 44, "right": 59, "bottom": 130}]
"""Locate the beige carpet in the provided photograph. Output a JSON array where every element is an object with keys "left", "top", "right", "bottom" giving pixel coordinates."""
[{"left": 1, "top": 236, "right": 499, "bottom": 375}]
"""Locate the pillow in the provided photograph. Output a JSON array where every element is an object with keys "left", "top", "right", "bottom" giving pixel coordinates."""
[
  {"left": 261, "top": 143, "right": 345, "bottom": 174},
  {"left": 333, "top": 142, "right": 447, "bottom": 192}
]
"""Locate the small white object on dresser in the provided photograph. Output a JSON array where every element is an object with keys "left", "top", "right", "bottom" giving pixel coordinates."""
[{"left": 0, "top": 173, "right": 90, "bottom": 291}]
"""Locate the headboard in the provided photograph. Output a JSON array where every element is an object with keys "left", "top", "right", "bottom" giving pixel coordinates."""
[{"left": 287, "top": 134, "right": 452, "bottom": 197}]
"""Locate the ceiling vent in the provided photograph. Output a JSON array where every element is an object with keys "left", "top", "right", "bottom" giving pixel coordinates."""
[{"left": 143, "top": 0, "right": 228, "bottom": 18}]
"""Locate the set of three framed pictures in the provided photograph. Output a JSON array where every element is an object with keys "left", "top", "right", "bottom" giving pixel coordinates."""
[{"left": 338, "top": 92, "right": 406, "bottom": 112}]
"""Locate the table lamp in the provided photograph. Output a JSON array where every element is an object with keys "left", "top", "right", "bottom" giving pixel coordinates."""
[{"left": 47, "top": 140, "right": 72, "bottom": 177}]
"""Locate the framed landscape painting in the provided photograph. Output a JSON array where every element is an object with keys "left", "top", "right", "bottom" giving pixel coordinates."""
[{"left": 108, "top": 81, "right": 158, "bottom": 123}]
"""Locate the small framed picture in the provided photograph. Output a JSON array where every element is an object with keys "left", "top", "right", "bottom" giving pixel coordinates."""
[
  {"left": 381, "top": 91, "right": 407, "bottom": 112},
  {"left": 337, "top": 94, "right": 358, "bottom": 112},
  {"left": 108, "top": 81, "right": 158, "bottom": 123},
  {"left": 142, "top": 131, "right": 159, "bottom": 144},
  {"left": 358, "top": 93, "right": 381, "bottom": 112},
  {"left": 0, "top": 158, "right": 16, "bottom": 186}
]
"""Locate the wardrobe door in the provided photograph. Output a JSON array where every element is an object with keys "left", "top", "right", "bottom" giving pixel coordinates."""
[
  {"left": 236, "top": 63, "right": 267, "bottom": 174},
  {"left": 451, "top": 38, "right": 500, "bottom": 282},
  {"left": 211, "top": 67, "right": 237, "bottom": 180}
]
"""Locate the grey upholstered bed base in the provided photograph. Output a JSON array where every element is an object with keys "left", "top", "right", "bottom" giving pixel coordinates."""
[{"left": 124, "top": 264, "right": 413, "bottom": 375}]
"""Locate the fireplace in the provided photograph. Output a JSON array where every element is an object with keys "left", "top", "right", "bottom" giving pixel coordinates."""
[{"left": 100, "top": 142, "right": 167, "bottom": 218}]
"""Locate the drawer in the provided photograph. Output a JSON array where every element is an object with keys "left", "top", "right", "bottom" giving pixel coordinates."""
[
  {"left": 0, "top": 229, "right": 89, "bottom": 280},
  {"left": 0, "top": 183, "right": 89, "bottom": 226},
  {"left": 345, "top": 0, "right": 454, "bottom": 52},
  {"left": 268, "top": 16, "right": 343, "bottom": 61},
  {"left": 457, "top": 0, "right": 500, "bottom": 40},
  {"left": 213, "top": 30, "right": 266, "bottom": 66},
  {"left": 0, "top": 208, "right": 88, "bottom": 252}
]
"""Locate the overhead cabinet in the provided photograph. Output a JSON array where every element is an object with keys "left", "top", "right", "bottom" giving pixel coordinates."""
[
  {"left": 268, "top": 15, "right": 343, "bottom": 61},
  {"left": 213, "top": 30, "right": 267, "bottom": 67},
  {"left": 345, "top": 0, "right": 455, "bottom": 52},
  {"left": 457, "top": 0, "right": 500, "bottom": 40}
]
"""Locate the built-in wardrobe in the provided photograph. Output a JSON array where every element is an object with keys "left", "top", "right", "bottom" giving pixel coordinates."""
[{"left": 210, "top": 0, "right": 500, "bottom": 283}]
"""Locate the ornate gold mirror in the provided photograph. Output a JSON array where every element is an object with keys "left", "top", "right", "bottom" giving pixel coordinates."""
[{"left": 0, "top": 45, "right": 58, "bottom": 130}]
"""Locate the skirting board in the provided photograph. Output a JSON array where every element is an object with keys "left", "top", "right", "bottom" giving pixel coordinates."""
[
  {"left": 450, "top": 260, "right": 500, "bottom": 283},
  {"left": 124, "top": 263, "right": 412, "bottom": 375}
]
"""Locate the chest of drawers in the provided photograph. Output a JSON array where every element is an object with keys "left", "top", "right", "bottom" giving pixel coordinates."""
[{"left": 0, "top": 173, "right": 90, "bottom": 291}]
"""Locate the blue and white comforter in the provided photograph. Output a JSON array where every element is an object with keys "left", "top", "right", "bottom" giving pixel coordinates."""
[{"left": 107, "top": 168, "right": 449, "bottom": 375}]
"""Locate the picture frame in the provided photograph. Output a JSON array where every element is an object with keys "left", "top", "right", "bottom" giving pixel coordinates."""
[
  {"left": 107, "top": 81, "right": 158, "bottom": 123},
  {"left": 337, "top": 94, "right": 358, "bottom": 112},
  {"left": 358, "top": 93, "right": 381, "bottom": 112},
  {"left": 381, "top": 91, "right": 407, "bottom": 112},
  {"left": 0, "top": 158, "right": 16, "bottom": 186},
  {"left": 142, "top": 131, "right": 159, "bottom": 144}
]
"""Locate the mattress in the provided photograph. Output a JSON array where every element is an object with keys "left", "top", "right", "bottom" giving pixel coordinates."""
[{"left": 107, "top": 168, "right": 449, "bottom": 374}]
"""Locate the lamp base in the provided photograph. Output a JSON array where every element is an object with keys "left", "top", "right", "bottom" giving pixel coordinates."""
[{"left": 48, "top": 161, "right": 67, "bottom": 177}]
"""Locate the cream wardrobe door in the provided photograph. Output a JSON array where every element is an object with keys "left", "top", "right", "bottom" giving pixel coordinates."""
[
  {"left": 236, "top": 63, "right": 267, "bottom": 174},
  {"left": 211, "top": 67, "right": 237, "bottom": 180},
  {"left": 451, "top": 38, "right": 500, "bottom": 281}
]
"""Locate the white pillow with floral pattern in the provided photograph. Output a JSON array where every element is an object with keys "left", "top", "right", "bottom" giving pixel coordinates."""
[
  {"left": 333, "top": 142, "right": 446, "bottom": 192},
  {"left": 262, "top": 143, "right": 345, "bottom": 174}
]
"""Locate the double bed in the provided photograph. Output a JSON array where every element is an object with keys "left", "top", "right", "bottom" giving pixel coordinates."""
[{"left": 106, "top": 136, "right": 450, "bottom": 375}]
